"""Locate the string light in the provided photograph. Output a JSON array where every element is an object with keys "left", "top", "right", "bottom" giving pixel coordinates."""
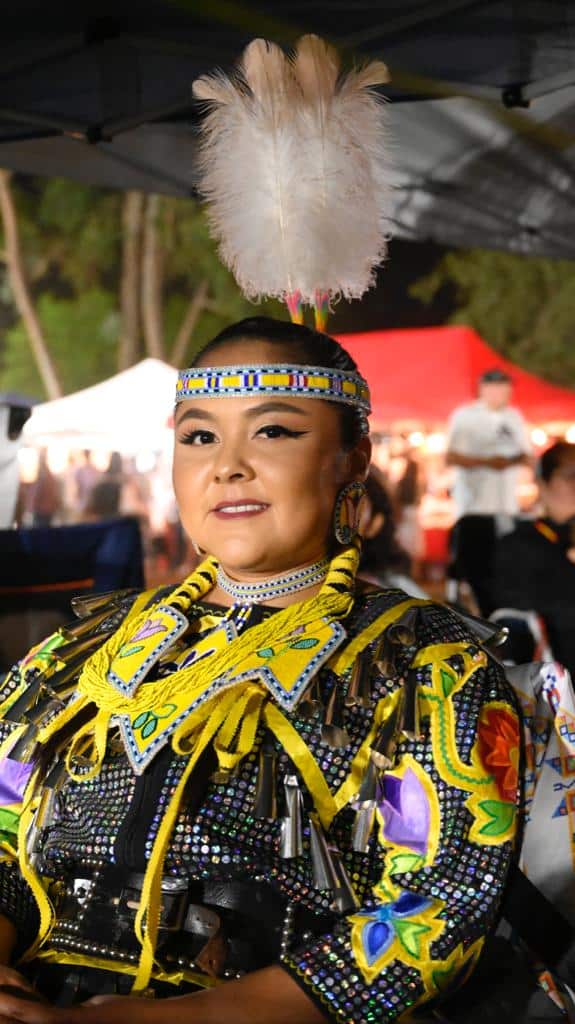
[
  {"left": 531, "top": 428, "right": 548, "bottom": 447},
  {"left": 408, "top": 431, "right": 424, "bottom": 447}
]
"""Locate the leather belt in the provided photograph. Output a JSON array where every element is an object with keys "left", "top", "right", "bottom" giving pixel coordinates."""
[{"left": 52, "top": 867, "right": 335, "bottom": 979}]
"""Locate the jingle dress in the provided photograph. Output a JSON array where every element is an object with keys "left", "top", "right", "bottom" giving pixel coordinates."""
[{"left": 0, "top": 547, "right": 520, "bottom": 1023}]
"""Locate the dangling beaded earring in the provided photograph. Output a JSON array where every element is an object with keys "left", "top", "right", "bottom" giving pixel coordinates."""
[{"left": 333, "top": 480, "right": 367, "bottom": 545}]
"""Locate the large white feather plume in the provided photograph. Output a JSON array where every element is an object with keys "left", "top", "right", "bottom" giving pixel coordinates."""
[{"left": 192, "top": 35, "right": 392, "bottom": 311}]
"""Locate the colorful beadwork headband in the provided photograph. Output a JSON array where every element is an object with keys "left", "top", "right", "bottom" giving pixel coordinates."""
[{"left": 175, "top": 363, "right": 371, "bottom": 432}]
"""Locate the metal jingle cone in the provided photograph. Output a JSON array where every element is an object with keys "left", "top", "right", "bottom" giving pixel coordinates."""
[
  {"left": 358, "top": 664, "right": 373, "bottom": 708},
  {"left": 60, "top": 606, "right": 124, "bottom": 640},
  {"left": 45, "top": 631, "right": 109, "bottom": 664},
  {"left": 352, "top": 758, "right": 380, "bottom": 853},
  {"left": 344, "top": 658, "right": 362, "bottom": 708},
  {"left": 454, "top": 609, "right": 508, "bottom": 647},
  {"left": 280, "top": 774, "right": 304, "bottom": 858},
  {"left": 297, "top": 679, "right": 323, "bottom": 721},
  {"left": 352, "top": 802, "right": 377, "bottom": 854},
  {"left": 18, "top": 651, "right": 101, "bottom": 729},
  {"left": 297, "top": 700, "right": 316, "bottom": 721},
  {"left": 253, "top": 732, "right": 278, "bottom": 820},
  {"left": 321, "top": 685, "right": 350, "bottom": 749},
  {"left": 4, "top": 677, "right": 43, "bottom": 723},
  {"left": 41, "top": 651, "right": 95, "bottom": 689},
  {"left": 328, "top": 846, "right": 360, "bottom": 914},
  {"left": 309, "top": 814, "right": 341, "bottom": 891},
  {"left": 8, "top": 632, "right": 110, "bottom": 726},
  {"left": 70, "top": 589, "right": 136, "bottom": 619},
  {"left": 27, "top": 785, "right": 58, "bottom": 866},
  {"left": 402, "top": 669, "right": 421, "bottom": 741},
  {"left": 375, "top": 634, "right": 397, "bottom": 679},
  {"left": 370, "top": 697, "right": 403, "bottom": 770},
  {"left": 43, "top": 759, "right": 67, "bottom": 791},
  {"left": 26, "top": 654, "right": 95, "bottom": 718},
  {"left": 387, "top": 606, "right": 420, "bottom": 648},
  {"left": 344, "top": 654, "right": 372, "bottom": 709},
  {"left": 356, "top": 755, "right": 379, "bottom": 805},
  {"left": 8, "top": 723, "right": 40, "bottom": 763}
]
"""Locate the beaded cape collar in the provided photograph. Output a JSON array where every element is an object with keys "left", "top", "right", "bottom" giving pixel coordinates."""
[{"left": 26, "top": 545, "right": 361, "bottom": 777}]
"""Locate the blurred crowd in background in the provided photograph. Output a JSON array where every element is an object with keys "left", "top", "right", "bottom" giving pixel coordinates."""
[
  {"left": 7, "top": 427, "right": 542, "bottom": 591},
  {"left": 15, "top": 446, "right": 188, "bottom": 581}
]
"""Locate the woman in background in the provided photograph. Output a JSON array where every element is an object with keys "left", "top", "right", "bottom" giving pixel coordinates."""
[
  {"left": 493, "top": 440, "right": 575, "bottom": 675},
  {"left": 359, "top": 467, "right": 428, "bottom": 598}
]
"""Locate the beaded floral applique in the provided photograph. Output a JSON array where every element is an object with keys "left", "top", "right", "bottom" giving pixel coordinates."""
[
  {"left": 415, "top": 643, "right": 519, "bottom": 846},
  {"left": 376, "top": 754, "right": 441, "bottom": 872},
  {"left": 350, "top": 882, "right": 445, "bottom": 985},
  {"left": 107, "top": 605, "right": 189, "bottom": 697},
  {"left": 349, "top": 641, "right": 519, "bottom": 991}
]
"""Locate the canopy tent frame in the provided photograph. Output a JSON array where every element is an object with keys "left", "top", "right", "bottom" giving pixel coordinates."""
[{"left": 0, "top": 3, "right": 571, "bottom": 255}]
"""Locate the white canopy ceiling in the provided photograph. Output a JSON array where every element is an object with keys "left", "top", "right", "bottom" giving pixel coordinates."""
[{"left": 23, "top": 358, "right": 178, "bottom": 454}]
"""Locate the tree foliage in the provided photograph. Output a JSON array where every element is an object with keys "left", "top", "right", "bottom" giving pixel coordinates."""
[
  {"left": 2, "top": 290, "right": 119, "bottom": 396},
  {"left": 0, "top": 176, "right": 279, "bottom": 399},
  {"left": 410, "top": 248, "right": 575, "bottom": 387}
]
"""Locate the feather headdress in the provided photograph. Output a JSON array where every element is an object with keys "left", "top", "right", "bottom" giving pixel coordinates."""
[{"left": 192, "top": 34, "right": 392, "bottom": 330}]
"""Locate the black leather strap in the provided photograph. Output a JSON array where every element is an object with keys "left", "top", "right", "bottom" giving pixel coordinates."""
[
  {"left": 501, "top": 863, "right": 574, "bottom": 969},
  {"left": 200, "top": 878, "right": 334, "bottom": 938}
]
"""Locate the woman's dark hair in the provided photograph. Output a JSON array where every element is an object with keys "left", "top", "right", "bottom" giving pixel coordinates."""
[
  {"left": 538, "top": 441, "right": 575, "bottom": 482},
  {"left": 360, "top": 469, "right": 411, "bottom": 576},
  {"left": 192, "top": 316, "right": 365, "bottom": 448},
  {"left": 395, "top": 458, "right": 421, "bottom": 508}
]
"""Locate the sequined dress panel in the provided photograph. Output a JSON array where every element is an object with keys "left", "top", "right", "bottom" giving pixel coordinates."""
[{"left": 0, "top": 590, "right": 519, "bottom": 1024}]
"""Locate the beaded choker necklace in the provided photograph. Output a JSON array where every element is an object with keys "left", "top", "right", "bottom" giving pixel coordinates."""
[{"left": 216, "top": 557, "right": 330, "bottom": 608}]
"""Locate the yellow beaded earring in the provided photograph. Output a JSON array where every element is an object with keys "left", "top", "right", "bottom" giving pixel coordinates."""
[{"left": 333, "top": 481, "right": 368, "bottom": 545}]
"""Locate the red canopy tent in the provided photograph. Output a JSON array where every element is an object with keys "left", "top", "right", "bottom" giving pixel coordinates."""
[{"left": 337, "top": 325, "right": 575, "bottom": 427}]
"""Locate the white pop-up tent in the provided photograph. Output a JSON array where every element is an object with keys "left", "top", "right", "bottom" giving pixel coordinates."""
[{"left": 23, "top": 358, "right": 178, "bottom": 455}]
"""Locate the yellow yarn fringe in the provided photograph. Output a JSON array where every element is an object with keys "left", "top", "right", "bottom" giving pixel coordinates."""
[{"left": 132, "top": 685, "right": 259, "bottom": 991}]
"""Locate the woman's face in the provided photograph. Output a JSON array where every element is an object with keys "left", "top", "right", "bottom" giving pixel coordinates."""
[
  {"left": 173, "top": 339, "right": 370, "bottom": 577},
  {"left": 541, "top": 455, "right": 575, "bottom": 524}
]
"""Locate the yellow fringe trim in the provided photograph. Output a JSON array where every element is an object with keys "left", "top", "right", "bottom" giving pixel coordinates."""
[
  {"left": 33, "top": 947, "right": 218, "bottom": 991},
  {"left": 131, "top": 686, "right": 248, "bottom": 991},
  {"left": 18, "top": 769, "right": 55, "bottom": 962}
]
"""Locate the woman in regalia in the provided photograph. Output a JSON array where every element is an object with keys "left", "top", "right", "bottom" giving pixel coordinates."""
[{"left": 0, "top": 33, "right": 529, "bottom": 1024}]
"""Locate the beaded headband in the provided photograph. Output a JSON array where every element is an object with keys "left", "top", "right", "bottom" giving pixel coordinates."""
[{"left": 175, "top": 364, "right": 371, "bottom": 432}]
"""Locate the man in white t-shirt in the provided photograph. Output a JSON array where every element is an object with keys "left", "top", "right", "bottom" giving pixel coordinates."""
[{"left": 447, "top": 368, "right": 532, "bottom": 519}]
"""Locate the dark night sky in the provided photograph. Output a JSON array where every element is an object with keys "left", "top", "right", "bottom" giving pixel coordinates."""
[{"left": 329, "top": 237, "right": 454, "bottom": 334}]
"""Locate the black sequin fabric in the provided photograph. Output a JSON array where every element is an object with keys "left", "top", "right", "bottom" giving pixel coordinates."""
[
  {"left": 0, "top": 589, "right": 518, "bottom": 1023},
  {"left": 0, "top": 861, "right": 39, "bottom": 958}
]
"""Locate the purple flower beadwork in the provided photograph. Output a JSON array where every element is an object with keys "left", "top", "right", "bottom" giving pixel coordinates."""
[{"left": 378, "top": 767, "right": 430, "bottom": 856}]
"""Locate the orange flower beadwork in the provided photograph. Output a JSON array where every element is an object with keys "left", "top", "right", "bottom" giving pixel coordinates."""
[{"left": 477, "top": 705, "right": 520, "bottom": 803}]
